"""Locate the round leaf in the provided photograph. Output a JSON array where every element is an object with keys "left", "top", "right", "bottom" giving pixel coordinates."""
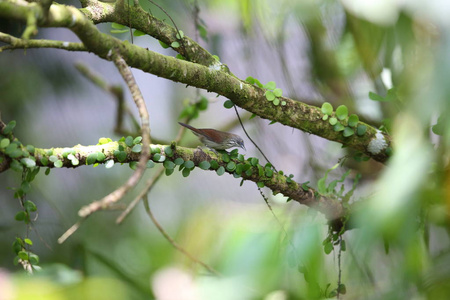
[
  {"left": 199, "top": 161, "right": 211, "bottom": 170},
  {"left": 356, "top": 124, "right": 367, "bottom": 136},
  {"left": 273, "top": 88, "right": 283, "bottom": 97},
  {"left": 216, "top": 166, "right": 225, "bottom": 176},
  {"left": 265, "top": 91, "right": 275, "bottom": 101},
  {"left": 321, "top": 102, "right": 333, "bottom": 115},
  {"left": 264, "top": 81, "right": 276, "bottom": 90},
  {"left": 343, "top": 127, "right": 355, "bottom": 137},
  {"left": 333, "top": 123, "right": 345, "bottom": 132},
  {"left": 348, "top": 114, "right": 359, "bottom": 127},
  {"left": 336, "top": 105, "right": 348, "bottom": 120},
  {"left": 223, "top": 100, "right": 234, "bottom": 109},
  {"left": 329, "top": 117, "right": 337, "bottom": 125}
]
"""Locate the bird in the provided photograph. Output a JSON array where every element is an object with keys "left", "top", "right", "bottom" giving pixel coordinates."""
[{"left": 178, "top": 122, "right": 245, "bottom": 151}]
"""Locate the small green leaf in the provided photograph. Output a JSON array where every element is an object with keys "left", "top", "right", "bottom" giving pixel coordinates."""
[
  {"left": 322, "top": 115, "right": 329, "bottom": 121},
  {"left": 111, "top": 22, "right": 127, "bottom": 29},
  {"left": 133, "top": 29, "right": 146, "bottom": 36},
  {"left": 129, "top": 161, "right": 138, "bottom": 170},
  {"left": 24, "top": 238, "right": 33, "bottom": 245},
  {"left": 197, "top": 24, "right": 208, "bottom": 41},
  {"left": 257, "top": 182, "right": 264, "bottom": 188},
  {"left": 171, "top": 41, "right": 180, "bottom": 48},
  {"left": 210, "top": 160, "right": 219, "bottom": 169},
  {"left": 26, "top": 145, "right": 35, "bottom": 154},
  {"left": 182, "top": 168, "right": 191, "bottom": 177},
  {"left": 223, "top": 100, "right": 234, "bottom": 109},
  {"left": 174, "top": 158, "right": 184, "bottom": 165},
  {"left": 369, "top": 91, "right": 387, "bottom": 101},
  {"left": 245, "top": 76, "right": 255, "bottom": 84},
  {"left": 152, "top": 153, "right": 161, "bottom": 162},
  {"left": 184, "top": 160, "right": 195, "bottom": 169},
  {"left": 133, "top": 136, "right": 142, "bottom": 144},
  {"left": 0, "top": 138, "right": 10, "bottom": 148},
  {"left": 86, "top": 153, "right": 97, "bottom": 165},
  {"left": 301, "top": 181, "right": 310, "bottom": 191},
  {"left": 11, "top": 159, "right": 23, "bottom": 172},
  {"left": 199, "top": 161, "right": 211, "bottom": 170},
  {"left": 40, "top": 157, "right": 49, "bottom": 166},
  {"left": 356, "top": 124, "right": 367, "bottom": 136},
  {"left": 216, "top": 166, "right": 225, "bottom": 176},
  {"left": 3, "top": 120, "right": 16, "bottom": 134},
  {"left": 116, "top": 151, "right": 127, "bottom": 162},
  {"left": 24, "top": 200, "right": 37, "bottom": 212},
  {"left": 336, "top": 105, "right": 348, "bottom": 120},
  {"left": 321, "top": 102, "right": 333, "bottom": 115},
  {"left": 163, "top": 160, "right": 175, "bottom": 170},
  {"left": 54, "top": 160, "right": 63, "bottom": 168},
  {"left": 96, "top": 152, "right": 106, "bottom": 162},
  {"left": 273, "top": 88, "right": 282, "bottom": 97},
  {"left": 15, "top": 211, "right": 26, "bottom": 221},
  {"left": 273, "top": 98, "right": 280, "bottom": 106},
  {"left": 29, "top": 253, "right": 39, "bottom": 265},
  {"left": 264, "top": 81, "right": 276, "bottom": 90},
  {"left": 132, "top": 144, "right": 142, "bottom": 153},
  {"left": 165, "top": 168, "right": 174, "bottom": 176},
  {"left": 125, "top": 136, "right": 134, "bottom": 147},
  {"left": 265, "top": 91, "right": 275, "bottom": 101},
  {"left": 226, "top": 161, "right": 236, "bottom": 171},
  {"left": 146, "top": 160, "right": 155, "bottom": 168},
  {"left": 329, "top": 117, "right": 337, "bottom": 125},
  {"left": 164, "top": 146, "right": 173, "bottom": 157},
  {"left": 45, "top": 168, "right": 51, "bottom": 175},
  {"left": 265, "top": 167, "right": 273, "bottom": 177},
  {"left": 222, "top": 153, "right": 230, "bottom": 163},
  {"left": 324, "top": 241, "right": 333, "bottom": 254},
  {"left": 343, "top": 127, "right": 354, "bottom": 137},
  {"left": 197, "top": 97, "right": 208, "bottom": 110},
  {"left": 98, "top": 137, "right": 109, "bottom": 145},
  {"left": 18, "top": 251, "right": 29, "bottom": 260},
  {"left": 333, "top": 123, "right": 345, "bottom": 132},
  {"left": 348, "top": 114, "right": 359, "bottom": 127},
  {"left": 159, "top": 40, "right": 170, "bottom": 49},
  {"left": 111, "top": 29, "right": 129, "bottom": 34},
  {"left": 176, "top": 30, "right": 184, "bottom": 39}
]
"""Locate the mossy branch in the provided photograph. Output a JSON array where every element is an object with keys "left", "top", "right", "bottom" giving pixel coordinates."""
[{"left": 0, "top": 0, "right": 391, "bottom": 163}]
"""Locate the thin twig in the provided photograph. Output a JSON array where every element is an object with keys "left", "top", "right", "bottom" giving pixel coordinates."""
[
  {"left": 233, "top": 105, "right": 278, "bottom": 172},
  {"left": 147, "top": 0, "right": 189, "bottom": 60},
  {"left": 58, "top": 50, "right": 151, "bottom": 242},
  {"left": 58, "top": 220, "right": 84, "bottom": 244},
  {"left": 337, "top": 235, "right": 343, "bottom": 299},
  {"left": 143, "top": 194, "right": 220, "bottom": 276},
  {"left": 0, "top": 32, "right": 86, "bottom": 52},
  {"left": 116, "top": 166, "right": 165, "bottom": 224}
]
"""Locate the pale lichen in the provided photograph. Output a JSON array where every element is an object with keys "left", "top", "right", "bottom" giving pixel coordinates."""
[{"left": 368, "top": 130, "right": 387, "bottom": 154}]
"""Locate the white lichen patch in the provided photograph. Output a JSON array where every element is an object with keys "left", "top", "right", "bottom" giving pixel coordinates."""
[
  {"left": 208, "top": 61, "right": 222, "bottom": 71},
  {"left": 107, "top": 49, "right": 112, "bottom": 58},
  {"left": 240, "top": 82, "right": 243, "bottom": 89},
  {"left": 368, "top": 130, "right": 387, "bottom": 154},
  {"left": 62, "top": 42, "right": 69, "bottom": 47}
]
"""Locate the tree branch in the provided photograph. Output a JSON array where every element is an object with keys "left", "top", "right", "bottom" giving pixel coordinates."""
[{"left": 0, "top": 0, "right": 391, "bottom": 163}]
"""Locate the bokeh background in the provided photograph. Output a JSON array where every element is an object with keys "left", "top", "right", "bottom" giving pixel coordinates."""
[{"left": 1, "top": 0, "right": 450, "bottom": 299}]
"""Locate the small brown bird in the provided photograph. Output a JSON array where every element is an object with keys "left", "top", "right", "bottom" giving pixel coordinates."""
[{"left": 178, "top": 122, "right": 245, "bottom": 151}]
